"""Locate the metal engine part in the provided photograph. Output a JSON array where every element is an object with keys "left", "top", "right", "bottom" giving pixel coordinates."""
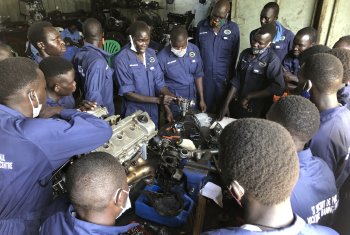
[
  {"left": 85, "top": 105, "right": 109, "bottom": 119},
  {"left": 177, "top": 97, "right": 195, "bottom": 117},
  {"left": 94, "top": 110, "right": 158, "bottom": 164}
]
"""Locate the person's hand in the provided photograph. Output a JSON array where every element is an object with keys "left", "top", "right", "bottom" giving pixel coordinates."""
[
  {"left": 199, "top": 99, "right": 207, "bottom": 113},
  {"left": 218, "top": 105, "right": 230, "bottom": 121},
  {"left": 240, "top": 96, "right": 250, "bottom": 109},
  {"left": 159, "top": 95, "right": 176, "bottom": 105},
  {"left": 164, "top": 107, "right": 174, "bottom": 123},
  {"left": 39, "top": 106, "right": 64, "bottom": 118},
  {"left": 79, "top": 100, "right": 97, "bottom": 112},
  {"left": 283, "top": 71, "right": 299, "bottom": 91}
]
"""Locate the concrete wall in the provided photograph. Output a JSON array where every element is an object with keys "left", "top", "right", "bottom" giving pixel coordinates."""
[
  {"left": 232, "top": 0, "right": 318, "bottom": 53},
  {"left": 317, "top": 0, "right": 350, "bottom": 47}
]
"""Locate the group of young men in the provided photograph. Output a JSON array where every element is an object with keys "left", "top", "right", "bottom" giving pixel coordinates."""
[{"left": 0, "top": 0, "right": 350, "bottom": 234}]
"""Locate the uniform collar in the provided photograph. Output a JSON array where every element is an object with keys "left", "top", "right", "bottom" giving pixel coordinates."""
[
  {"left": 241, "top": 215, "right": 306, "bottom": 233},
  {"left": 66, "top": 205, "right": 137, "bottom": 235},
  {"left": 83, "top": 42, "right": 111, "bottom": 57},
  {"left": 248, "top": 47, "right": 270, "bottom": 61},
  {"left": 320, "top": 105, "right": 346, "bottom": 122},
  {"left": 297, "top": 148, "right": 313, "bottom": 163},
  {"left": 273, "top": 21, "right": 285, "bottom": 43},
  {"left": 203, "top": 18, "right": 230, "bottom": 33},
  {"left": 125, "top": 46, "right": 157, "bottom": 67},
  {"left": 0, "top": 104, "right": 25, "bottom": 118}
]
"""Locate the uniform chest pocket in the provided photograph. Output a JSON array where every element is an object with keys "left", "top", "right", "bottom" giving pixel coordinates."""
[
  {"left": 199, "top": 33, "right": 210, "bottom": 48},
  {"left": 273, "top": 42, "right": 286, "bottom": 50},
  {"left": 189, "top": 59, "right": 199, "bottom": 74},
  {"left": 240, "top": 59, "right": 250, "bottom": 71},
  {"left": 165, "top": 61, "right": 180, "bottom": 75},
  {"left": 252, "top": 68, "right": 265, "bottom": 75},
  {"left": 130, "top": 65, "right": 146, "bottom": 82}
]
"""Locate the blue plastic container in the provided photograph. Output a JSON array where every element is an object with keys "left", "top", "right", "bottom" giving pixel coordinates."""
[{"left": 135, "top": 185, "right": 194, "bottom": 227}]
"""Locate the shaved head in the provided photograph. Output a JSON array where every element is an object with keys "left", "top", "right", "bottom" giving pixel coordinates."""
[
  {"left": 213, "top": 0, "right": 230, "bottom": 13},
  {"left": 170, "top": 25, "right": 188, "bottom": 43},
  {"left": 83, "top": 18, "right": 103, "bottom": 42},
  {"left": 129, "top": 21, "right": 150, "bottom": 38}
]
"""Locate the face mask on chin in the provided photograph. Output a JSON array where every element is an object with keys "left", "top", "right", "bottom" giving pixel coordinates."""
[
  {"left": 210, "top": 18, "right": 226, "bottom": 28},
  {"left": 28, "top": 91, "right": 42, "bottom": 118},
  {"left": 251, "top": 42, "right": 271, "bottom": 55},
  {"left": 171, "top": 46, "right": 187, "bottom": 57}
]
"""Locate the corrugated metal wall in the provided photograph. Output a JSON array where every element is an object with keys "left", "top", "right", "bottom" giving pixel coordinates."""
[{"left": 0, "top": 0, "right": 90, "bottom": 21}]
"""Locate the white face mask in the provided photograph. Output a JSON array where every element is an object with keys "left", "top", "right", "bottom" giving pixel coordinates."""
[
  {"left": 171, "top": 46, "right": 187, "bottom": 58},
  {"left": 115, "top": 188, "right": 131, "bottom": 219},
  {"left": 252, "top": 42, "right": 271, "bottom": 55},
  {"left": 129, "top": 35, "right": 137, "bottom": 53},
  {"left": 28, "top": 91, "right": 42, "bottom": 118}
]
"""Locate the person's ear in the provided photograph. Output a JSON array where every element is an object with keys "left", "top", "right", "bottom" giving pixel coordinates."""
[
  {"left": 229, "top": 180, "right": 245, "bottom": 201},
  {"left": 36, "top": 42, "right": 45, "bottom": 50},
  {"left": 54, "top": 84, "right": 60, "bottom": 93},
  {"left": 28, "top": 89, "right": 36, "bottom": 100},
  {"left": 113, "top": 189, "right": 125, "bottom": 208}
]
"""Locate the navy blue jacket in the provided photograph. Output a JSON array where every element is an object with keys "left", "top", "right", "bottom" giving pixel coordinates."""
[
  {"left": 291, "top": 148, "right": 338, "bottom": 225},
  {"left": 337, "top": 85, "right": 350, "bottom": 108},
  {"left": 201, "top": 215, "right": 338, "bottom": 234},
  {"left": 40, "top": 197, "right": 137, "bottom": 235},
  {"left": 196, "top": 19, "right": 240, "bottom": 113},
  {"left": 282, "top": 53, "right": 301, "bottom": 75},
  {"left": 230, "top": 47, "right": 285, "bottom": 118},
  {"left": 157, "top": 42, "right": 204, "bottom": 116},
  {"left": 46, "top": 95, "right": 75, "bottom": 109},
  {"left": 73, "top": 43, "right": 115, "bottom": 115},
  {"left": 310, "top": 106, "right": 350, "bottom": 190},
  {"left": 0, "top": 105, "right": 112, "bottom": 235},
  {"left": 250, "top": 22, "right": 294, "bottom": 62},
  {"left": 113, "top": 46, "right": 165, "bottom": 125}
]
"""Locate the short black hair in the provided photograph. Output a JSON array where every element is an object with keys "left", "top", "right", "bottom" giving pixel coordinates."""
[
  {"left": 83, "top": 18, "right": 103, "bottom": 41},
  {"left": 264, "top": 2, "right": 279, "bottom": 16},
  {"left": 0, "top": 57, "right": 38, "bottom": 103},
  {"left": 267, "top": 95, "right": 320, "bottom": 143},
  {"left": 27, "top": 21, "right": 53, "bottom": 49},
  {"left": 257, "top": 23, "right": 276, "bottom": 39},
  {"left": 39, "top": 57, "right": 74, "bottom": 89},
  {"left": 66, "top": 152, "right": 126, "bottom": 212},
  {"left": 129, "top": 21, "right": 150, "bottom": 38},
  {"left": 296, "top": 27, "right": 317, "bottom": 44},
  {"left": 170, "top": 25, "right": 188, "bottom": 42},
  {"left": 219, "top": 118, "right": 299, "bottom": 206},
  {"left": 304, "top": 53, "right": 343, "bottom": 94},
  {"left": 334, "top": 35, "right": 350, "bottom": 48},
  {"left": 328, "top": 48, "right": 350, "bottom": 83},
  {"left": 299, "top": 44, "right": 330, "bottom": 65}
]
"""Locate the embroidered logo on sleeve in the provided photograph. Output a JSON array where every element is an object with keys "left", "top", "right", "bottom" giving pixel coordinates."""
[
  {"left": 189, "top": 52, "right": 196, "bottom": 58},
  {"left": 149, "top": 57, "right": 155, "bottom": 63},
  {"left": 0, "top": 154, "right": 13, "bottom": 170}
]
